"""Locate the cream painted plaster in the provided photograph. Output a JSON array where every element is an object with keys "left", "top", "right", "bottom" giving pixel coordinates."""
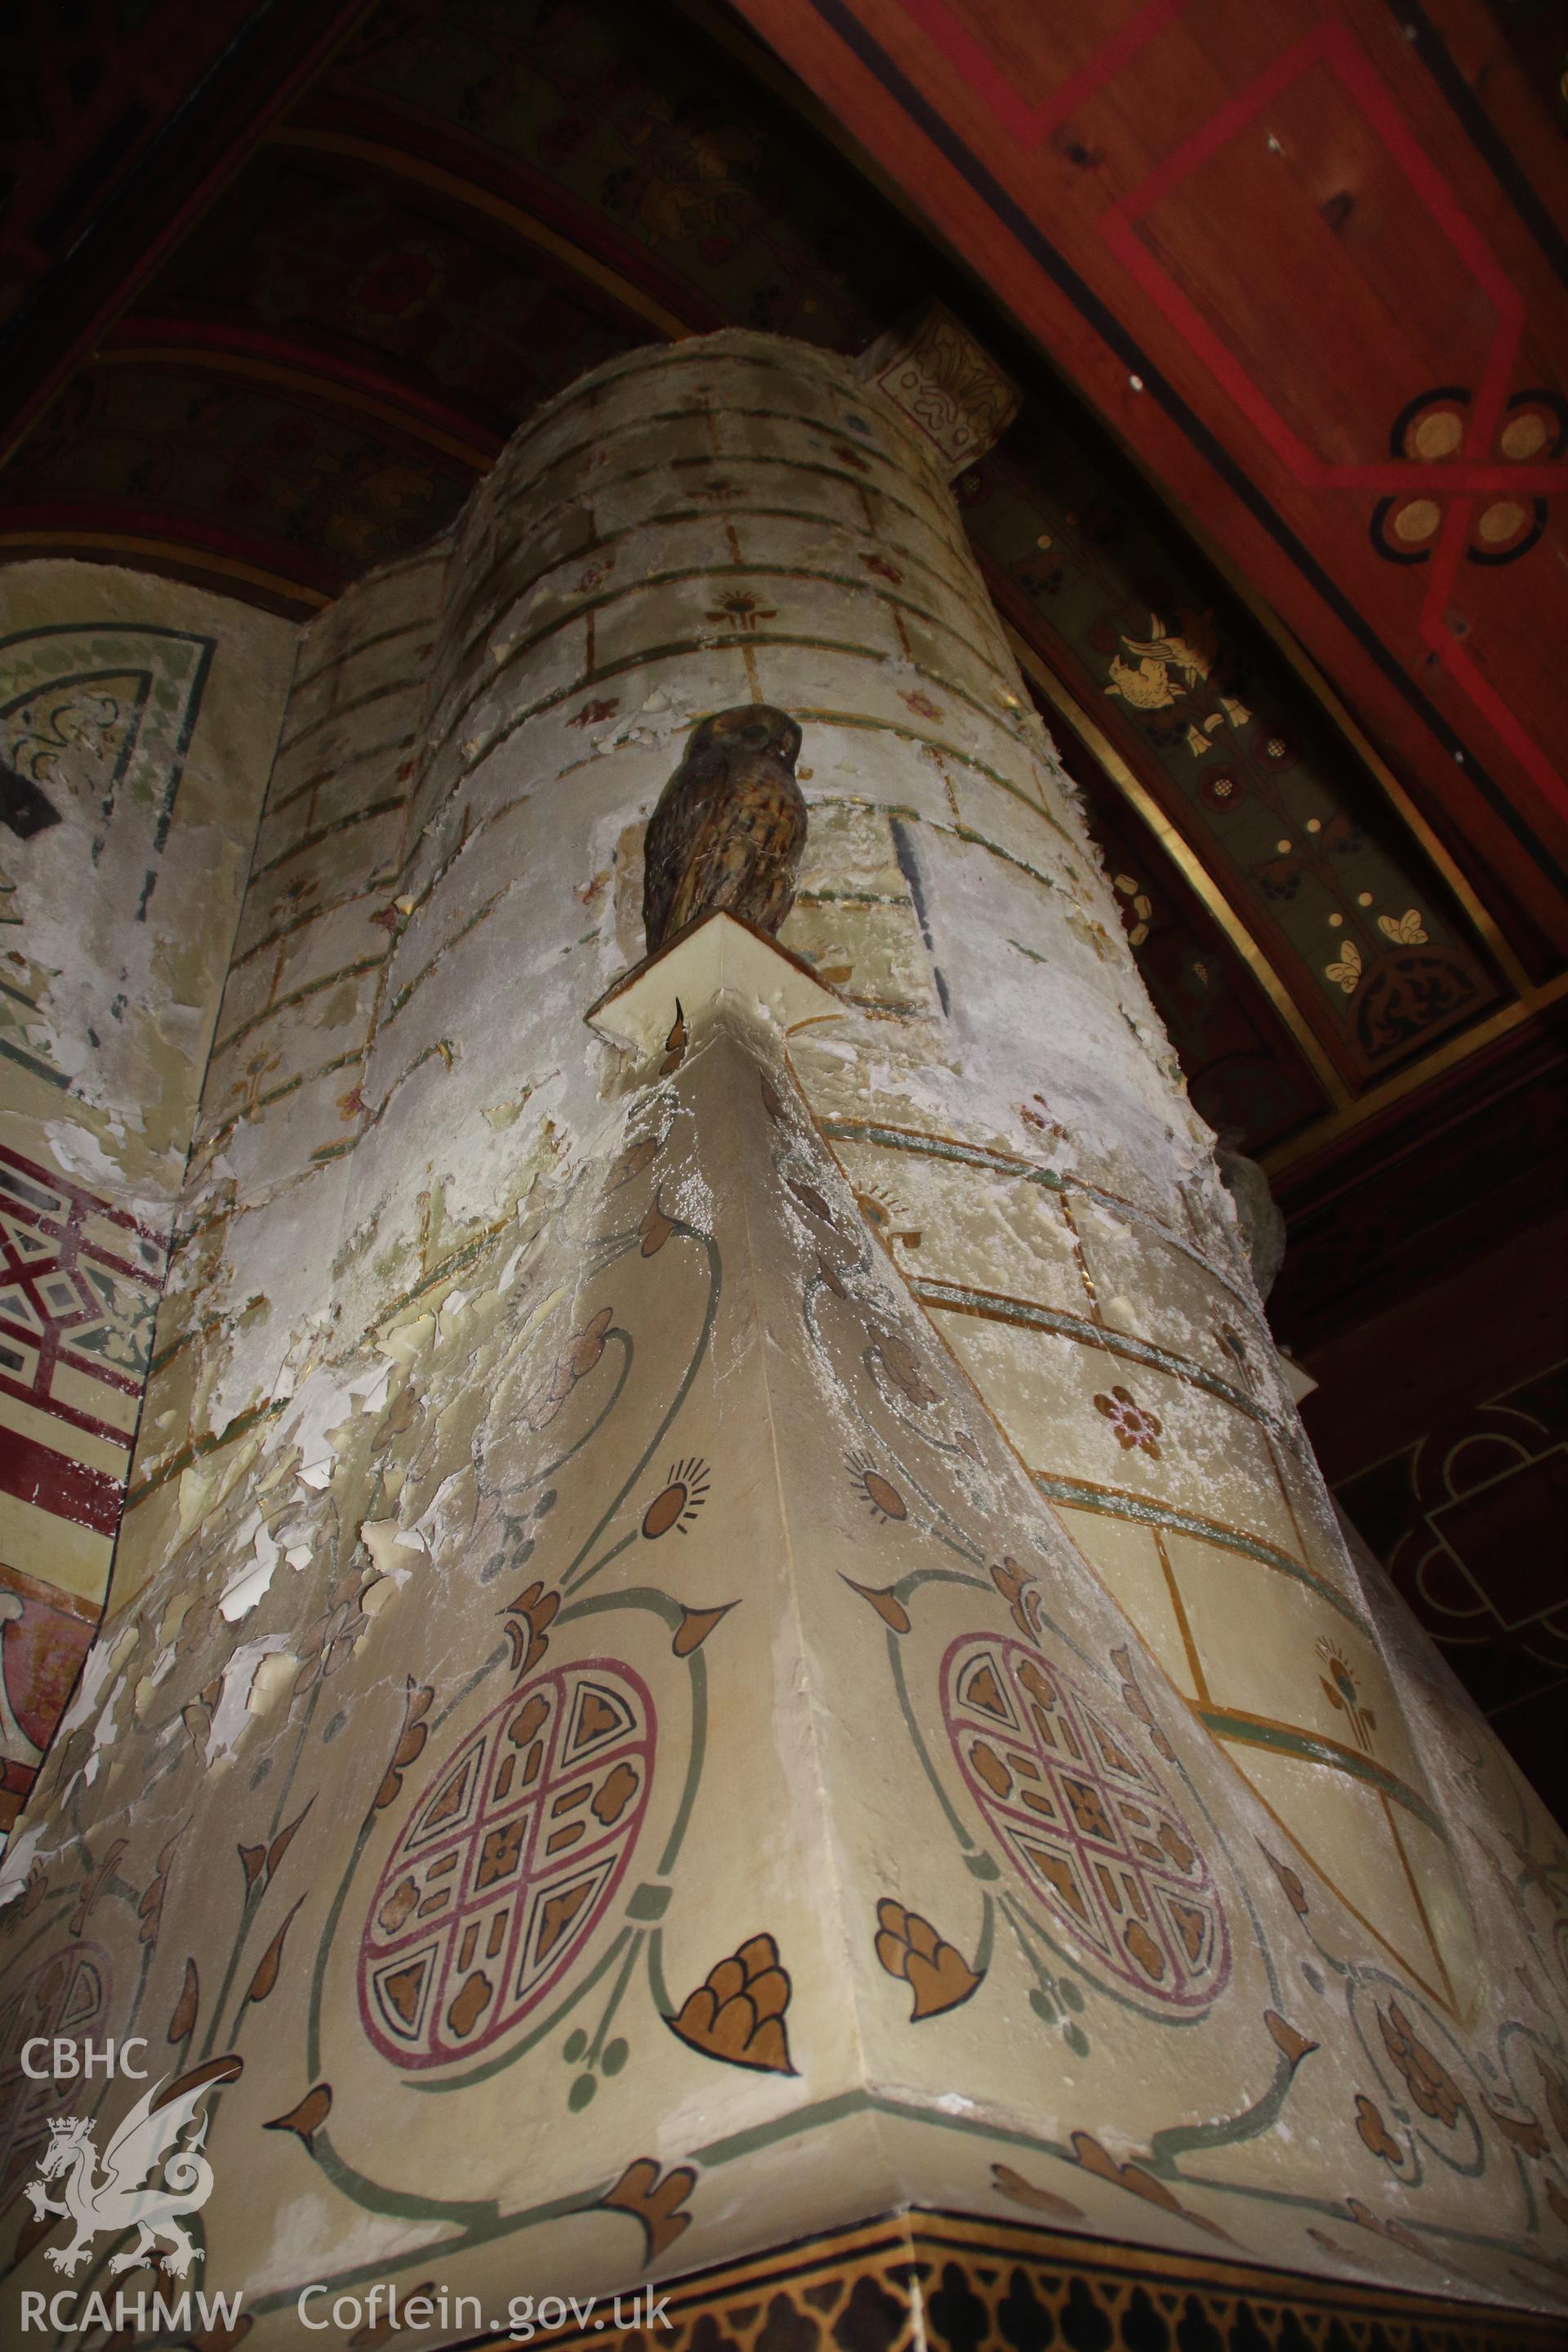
[{"left": 0, "top": 341, "right": 1561, "bottom": 2342}]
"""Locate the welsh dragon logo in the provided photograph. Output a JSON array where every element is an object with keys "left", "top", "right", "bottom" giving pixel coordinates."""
[{"left": 24, "top": 2056, "right": 240, "bottom": 2278}]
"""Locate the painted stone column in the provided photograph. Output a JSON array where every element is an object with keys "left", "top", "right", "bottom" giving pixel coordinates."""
[
  {"left": 0, "top": 568, "right": 293, "bottom": 1829},
  {"left": 0, "top": 332, "right": 1564, "bottom": 2347}
]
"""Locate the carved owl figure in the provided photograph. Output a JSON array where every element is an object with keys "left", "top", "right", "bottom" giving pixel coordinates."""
[{"left": 642, "top": 704, "right": 808, "bottom": 954}]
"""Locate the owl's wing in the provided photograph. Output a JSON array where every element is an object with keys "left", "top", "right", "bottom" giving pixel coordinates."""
[
  {"left": 644, "top": 741, "right": 731, "bottom": 948},
  {"left": 643, "top": 757, "right": 697, "bottom": 947},
  {"left": 642, "top": 794, "right": 677, "bottom": 947}
]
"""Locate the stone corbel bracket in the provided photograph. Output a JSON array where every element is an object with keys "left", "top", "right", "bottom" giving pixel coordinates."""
[
  {"left": 857, "top": 298, "right": 1021, "bottom": 477},
  {"left": 585, "top": 910, "right": 845, "bottom": 1076}
]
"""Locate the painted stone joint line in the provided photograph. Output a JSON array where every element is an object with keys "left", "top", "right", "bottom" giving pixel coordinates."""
[
  {"left": 427, "top": 617, "right": 1045, "bottom": 813},
  {"left": 0, "top": 1035, "right": 68, "bottom": 1088},
  {"left": 910, "top": 1277, "right": 1275, "bottom": 1432},
  {"left": 889, "top": 813, "right": 951, "bottom": 1015},
  {"left": 466, "top": 491, "right": 980, "bottom": 639},
  {"left": 808, "top": 791, "right": 1073, "bottom": 886},
  {"left": 795, "top": 889, "right": 913, "bottom": 907},
  {"left": 379, "top": 887, "right": 510, "bottom": 1030},
  {"left": 251, "top": 795, "right": 408, "bottom": 880},
  {"left": 437, "top": 499, "right": 982, "bottom": 709},
  {"left": 490, "top": 388, "right": 937, "bottom": 520},
  {"left": 268, "top": 729, "right": 419, "bottom": 818},
  {"left": 438, "top": 556, "right": 1017, "bottom": 739},
  {"left": 276, "top": 675, "right": 427, "bottom": 761},
  {"left": 1197, "top": 1706, "right": 1443, "bottom": 1833},
  {"left": 820, "top": 1117, "right": 1258, "bottom": 1309},
  {"left": 359, "top": 1036, "right": 459, "bottom": 1132},
  {"left": 1035, "top": 1472, "right": 1370, "bottom": 1632},
  {"left": 289, "top": 615, "right": 439, "bottom": 699},
  {"left": 213, "top": 955, "right": 387, "bottom": 1057},
  {"left": 442, "top": 678, "right": 1051, "bottom": 857},
  {"left": 125, "top": 1395, "right": 288, "bottom": 1509},
  {"left": 194, "top": 1046, "right": 364, "bottom": 1156},
  {"left": 501, "top": 447, "right": 942, "bottom": 577},
  {"left": 447, "top": 630, "right": 890, "bottom": 774},
  {"left": 230, "top": 882, "right": 389, "bottom": 973}
]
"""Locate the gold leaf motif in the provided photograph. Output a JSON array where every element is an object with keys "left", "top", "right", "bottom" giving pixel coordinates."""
[
  {"left": 1263, "top": 1846, "right": 1311, "bottom": 1916},
  {"left": 875, "top": 1898, "right": 982, "bottom": 2019},
  {"left": 1111, "top": 1645, "right": 1177, "bottom": 1762},
  {"left": 1355, "top": 2092, "right": 1401, "bottom": 2163},
  {"left": 1377, "top": 907, "right": 1428, "bottom": 945},
  {"left": 600, "top": 2158, "right": 697, "bottom": 2261},
  {"left": 641, "top": 1457, "right": 709, "bottom": 1539},
  {"left": 265, "top": 1800, "right": 313, "bottom": 1886},
  {"left": 502, "top": 1582, "right": 559, "bottom": 1678},
  {"left": 154, "top": 2053, "right": 242, "bottom": 2110},
  {"left": 168, "top": 1957, "right": 200, "bottom": 2044},
  {"left": 1483, "top": 2097, "right": 1547, "bottom": 2158},
  {"left": 68, "top": 1837, "right": 127, "bottom": 1939},
  {"left": 376, "top": 1678, "right": 433, "bottom": 1810},
  {"left": 245, "top": 1895, "right": 306, "bottom": 2006},
  {"left": 668, "top": 1932, "right": 794, "bottom": 2074},
  {"left": 1325, "top": 936, "right": 1363, "bottom": 992},
  {"left": 263, "top": 2088, "right": 333, "bottom": 2154},
  {"left": 1070, "top": 2130, "right": 1234, "bottom": 2241},
  {"left": 843, "top": 1577, "right": 911, "bottom": 1634},
  {"left": 138, "top": 1830, "right": 182, "bottom": 1948},
  {"left": 673, "top": 1601, "right": 737, "bottom": 1655},
  {"left": 1377, "top": 1998, "right": 1463, "bottom": 2128},
  {"left": 639, "top": 1202, "right": 675, "bottom": 1257},
  {"left": 604, "top": 1134, "right": 660, "bottom": 1192},
  {"left": 1264, "top": 2008, "right": 1318, "bottom": 2071},
  {"left": 991, "top": 2162, "right": 1085, "bottom": 2221},
  {"left": 658, "top": 1002, "right": 687, "bottom": 1076}
]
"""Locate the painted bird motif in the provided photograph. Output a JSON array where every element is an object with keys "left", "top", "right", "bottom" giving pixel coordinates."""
[{"left": 642, "top": 704, "right": 808, "bottom": 953}]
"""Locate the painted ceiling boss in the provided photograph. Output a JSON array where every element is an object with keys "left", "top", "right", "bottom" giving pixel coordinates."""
[{"left": 643, "top": 703, "right": 808, "bottom": 953}]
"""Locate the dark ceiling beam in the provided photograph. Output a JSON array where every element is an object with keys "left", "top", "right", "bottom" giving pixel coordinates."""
[
  {"left": 1004, "top": 589, "right": 1568, "bottom": 1177},
  {"left": 1263, "top": 969, "right": 1568, "bottom": 1178},
  {"left": 0, "top": 0, "right": 378, "bottom": 470},
  {"left": 270, "top": 114, "right": 710, "bottom": 346},
  {"left": 1091, "top": 424, "right": 1548, "bottom": 1001},
  {"left": 1274, "top": 995, "right": 1568, "bottom": 1346},
  {"left": 1001, "top": 613, "right": 1350, "bottom": 1111},
  {"left": 728, "top": 0, "right": 1568, "bottom": 962},
  {"left": 101, "top": 321, "right": 505, "bottom": 472},
  {"left": 0, "top": 509, "right": 336, "bottom": 615}
]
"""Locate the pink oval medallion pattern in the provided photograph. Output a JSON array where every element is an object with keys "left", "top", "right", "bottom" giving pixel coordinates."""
[
  {"left": 359, "top": 1660, "right": 654, "bottom": 2067},
  {"left": 942, "top": 1633, "right": 1229, "bottom": 2011},
  {"left": 0, "top": 1943, "right": 111, "bottom": 2198}
]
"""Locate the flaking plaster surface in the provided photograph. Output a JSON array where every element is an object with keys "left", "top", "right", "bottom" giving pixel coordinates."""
[{"left": 0, "top": 339, "right": 1564, "bottom": 2341}]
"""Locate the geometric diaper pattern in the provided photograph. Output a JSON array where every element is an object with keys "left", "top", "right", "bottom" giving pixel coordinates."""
[
  {"left": 360, "top": 1660, "right": 654, "bottom": 2068},
  {"left": 0, "top": 1941, "right": 111, "bottom": 2201},
  {"left": 943, "top": 1633, "right": 1229, "bottom": 2011}
]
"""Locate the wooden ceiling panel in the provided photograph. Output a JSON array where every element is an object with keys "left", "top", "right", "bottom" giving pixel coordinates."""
[
  {"left": 731, "top": 0, "right": 1568, "bottom": 957},
  {"left": 2, "top": 0, "right": 1563, "bottom": 1169},
  {"left": 1125, "top": 66, "right": 1503, "bottom": 469}
]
